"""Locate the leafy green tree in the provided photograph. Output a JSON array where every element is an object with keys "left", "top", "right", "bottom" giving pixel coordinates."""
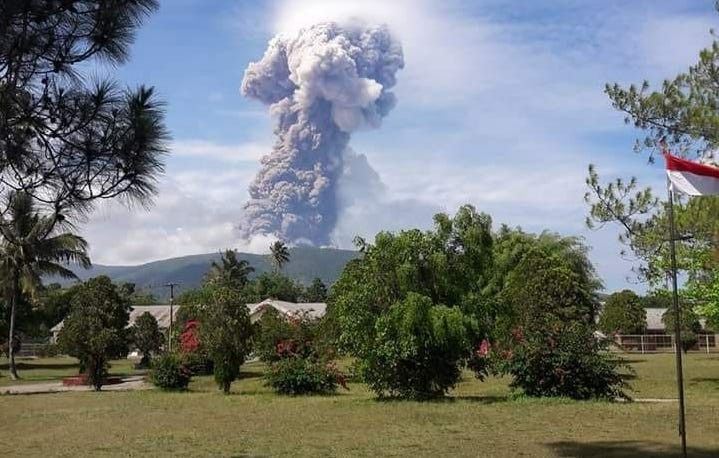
[
  {"left": 205, "top": 249, "right": 255, "bottom": 290},
  {"left": 199, "top": 288, "right": 254, "bottom": 394},
  {"left": 331, "top": 205, "right": 495, "bottom": 398},
  {"left": 489, "top": 228, "right": 600, "bottom": 300},
  {"left": 0, "top": 1, "right": 168, "bottom": 222},
  {"left": 361, "top": 293, "right": 477, "bottom": 399},
  {"left": 303, "top": 277, "right": 327, "bottom": 302},
  {"left": 585, "top": 7, "right": 719, "bottom": 290},
  {"left": 114, "top": 282, "right": 154, "bottom": 305},
  {"left": 599, "top": 290, "right": 647, "bottom": 335},
  {"left": 0, "top": 192, "right": 90, "bottom": 380},
  {"left": 131, "top": 312, "right": 163, "bottom": 368},
  {"left": 688, "top": 275, "right": 719, "bottom": 331},
  {"left": 662, "top": 305, "right": 702, "bottom": 353},
  {"left": 246, "top": 272, "right": 303, "bottom": 302},
  {"left": 269, "top": 241, "right": 290, "bottom": 272},
  {"left": 499, "top": 242, "right": 600, "bottom": 333},
  {"left": 57, "top": 276, "right": 130, "bottom": 390},
  {"left": 640, "top": 291, "right": 673, "bottom": 309}
]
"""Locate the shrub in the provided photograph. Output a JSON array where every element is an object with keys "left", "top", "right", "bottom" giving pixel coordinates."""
[
  {"left": 179, "top": 319, "right": 201, "bottom": 353},
  {"left": 131, "top": 312, "right": 164, "bottom": 368},
  {"left": 149, "top": 353, "right": 191, "bottom": 390},
  {"left": 57, "top": 276, "right": 130, "bottom": 391},
  {"left": 36, "top": 342, "right": 59, "bottom": 358},
  {"left": 180, "top": 351, "right": 214, "bottom": 376},
  {"left": 360, "top": 293, "right": 476, "bottom": 400},
  {"left": 500, "top": 321, "right": 630, "bottom": 400},
  {"left": 255, "top": 308, "right": 319, "bottom": 363},
  {"left": 265, "top": 357, "right": 344, "bottom": 395},
  {"left": 199, "top": 288, "right": 254, "bottom": 394}
]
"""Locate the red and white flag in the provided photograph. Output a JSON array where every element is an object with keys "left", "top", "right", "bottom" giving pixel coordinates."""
[{"left": 665, "top": 152, "right": 719, "bottom": 196}]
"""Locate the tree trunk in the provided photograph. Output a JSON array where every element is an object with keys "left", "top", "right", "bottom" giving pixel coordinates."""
[{"left": 8, "top": 272, "right": 19, "bottom": 380}]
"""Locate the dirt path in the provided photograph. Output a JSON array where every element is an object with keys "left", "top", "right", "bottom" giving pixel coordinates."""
[{"left": 0, "top": 375, "right": 151, "bottom": 395}]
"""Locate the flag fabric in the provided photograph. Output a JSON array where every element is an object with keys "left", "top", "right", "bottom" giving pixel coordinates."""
[{"left": 665, "top": 152, "right": 719, "bottom": 196}]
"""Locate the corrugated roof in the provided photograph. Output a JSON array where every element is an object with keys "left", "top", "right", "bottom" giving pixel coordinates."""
[
  {"left": 51, "top": 299, "right": 327, "bottom": 333},
  {"left": 50, "top": 304, "right": 179, "bottom": 333},
  {"left": 248, "top": 298, "right": 327, "bottom": 320}
]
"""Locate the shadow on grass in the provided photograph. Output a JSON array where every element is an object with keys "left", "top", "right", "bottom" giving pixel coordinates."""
[
  {"left": 238, "top": 370, "right": 264, "bottom": 380},
  {"left": 374, "top": 395, "right": 511, "bottom": 405},
  {"left": 620, "top": 358, "right": 647, "bottom": 364},
  {"left": 689, "top": 377, "right": 719, "bottom": 389},
  {"left": 0, "top": 361, "right": 78, "bottom": 371},
  {"left": 548, "top": 440, "right": 718, "bottom": 457}
]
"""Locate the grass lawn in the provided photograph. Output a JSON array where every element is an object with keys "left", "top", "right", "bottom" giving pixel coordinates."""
[{"left": 0, "top": 353, "right": 717, "bottom": 457}]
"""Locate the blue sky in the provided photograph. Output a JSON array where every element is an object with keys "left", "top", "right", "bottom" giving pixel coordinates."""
[{"left": 84, "top": 0, "right": 717, "bottom": 292}]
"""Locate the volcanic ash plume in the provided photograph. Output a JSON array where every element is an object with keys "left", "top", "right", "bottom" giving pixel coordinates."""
[{"left": 239, "top": 22, "right": 404, "bottom": 245}]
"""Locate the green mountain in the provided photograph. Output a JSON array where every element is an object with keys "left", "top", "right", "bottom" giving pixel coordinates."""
[{"left": 62, "top": 246, "right": 359, "bottom": 301}]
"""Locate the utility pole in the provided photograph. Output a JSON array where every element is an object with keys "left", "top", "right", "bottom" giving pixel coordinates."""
[{"left": 165, "top": 283, "right": 179, "bottom": 352}]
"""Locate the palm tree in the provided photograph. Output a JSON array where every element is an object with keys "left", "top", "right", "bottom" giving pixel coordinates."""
[
  {"left": 269, "top": 241, "right": 290, "bottom": 272},
  {"left": 0, "top": 193, "right": 90, "bottom": 379},
  {"left": 206, "top": 249, "right": 254, "bottom": 289}
]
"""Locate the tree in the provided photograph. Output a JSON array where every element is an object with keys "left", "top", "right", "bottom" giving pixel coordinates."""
[
  {"left": 199, "top": 288, "right": 254, "bottom": 394},
  {"left": 57, "top": 276, "right": 130, "bottom": 390},
  {"left": 303, "top": 277, "right": 327, "bottom": 302},
  {"left": 0, "top": 1, "right": 168, "bottom": 224},
  {"left": 0, "top": 192, "right": 89, "bottom": 379},
  {"left": 131, "top": 312, "right": 163, "bottom": 368},
  {"left": 246, "top": 272, "right": 303, "bottom": 302},
  {"left": 688, "top": 275, "right": 719, "bottom": 331},
  {"left": 205, "top": 249, "right": 254, "bottom": 290},
  {"left": 361, "top": 293, "right": 477, "bottom": 399},
  {"left": 0, "top": 2, "right": 166, "bottom": 374},
  {"left": 269, "top": 241, "right": 290, "bottom": 272},
  {"left": 499, "top": 243, "right": 600, "bottom": 332},
  {"left": 598, "top": 290, "right": 647, "bottom": 335},
  {"left": 584, "top": 7, "right": 719, "bottom": 293},
  {"left": 640, "top": 292, "right": 673, "bottom": 309},
  {"left": 662, "top": 305, "right": 702, "bottom": 353},
  {"left": 501, "top": 320, "right": 630, "bottom": 400},
  {"left": 331, "top": 205, "right": 496, "bottom": 398}
]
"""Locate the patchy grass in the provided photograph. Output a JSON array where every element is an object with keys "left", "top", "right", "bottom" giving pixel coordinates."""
[
  {"left": 0, "top": 354, "right": 718, "bottom": 457},
  {"left": 0, "top": 357, "right": 140, "bottom": 386}
]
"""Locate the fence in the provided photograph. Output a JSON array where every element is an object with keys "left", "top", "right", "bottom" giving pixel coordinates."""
[{"left": 613, "top": 334, "right": 718, "bottom": 354}]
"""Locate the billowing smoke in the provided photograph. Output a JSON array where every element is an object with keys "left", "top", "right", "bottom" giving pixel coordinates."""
[{"left": 239, "top": 22, "right": 404, "bottom": 245}]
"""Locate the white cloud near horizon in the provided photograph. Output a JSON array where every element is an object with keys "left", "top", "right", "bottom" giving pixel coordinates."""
[{"left": 171, "top": 139, "right": 268, "bottom": 163}]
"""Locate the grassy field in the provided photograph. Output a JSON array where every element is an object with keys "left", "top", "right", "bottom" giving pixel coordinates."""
[{"left": 1, "top": 354, "right": 717, "bottom": 457}]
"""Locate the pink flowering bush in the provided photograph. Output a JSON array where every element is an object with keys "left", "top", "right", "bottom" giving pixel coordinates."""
[
  {"left": 500, "top": 320, "right": 631, "bottom": 400},
  {"left": 258, "top": 309, "right": 347, "bottom": 395}
]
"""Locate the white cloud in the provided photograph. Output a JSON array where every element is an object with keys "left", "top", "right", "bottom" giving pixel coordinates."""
[
  {"left": 81, "top": 142, "right": 267, "bottom": 265},
  {"left": 171, "top": 139, "right": 268, "bottom": 163}
]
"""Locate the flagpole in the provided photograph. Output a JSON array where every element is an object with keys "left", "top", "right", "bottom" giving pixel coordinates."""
[{"left": 667, "top": 178, "right": 688, "bottom": 458}]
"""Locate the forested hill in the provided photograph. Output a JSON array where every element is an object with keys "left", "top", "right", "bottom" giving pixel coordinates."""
[{"left": 62, "top": 247, "right": 360, "bottom": 301}]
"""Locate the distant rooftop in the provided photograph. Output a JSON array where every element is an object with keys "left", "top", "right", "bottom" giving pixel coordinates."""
[{"left": 50, "top": 299, "right": 327, "bottom": 335}]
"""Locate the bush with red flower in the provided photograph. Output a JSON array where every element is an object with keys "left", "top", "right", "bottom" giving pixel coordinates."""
[
  {"left": 258, "top": 309, "right": 346, "bottom": 395},
  {"left": 492, "top": 320, "right": 631, "bottom": 400},
  {"left": 176, "top": 318, "right": 214, "bottom": 375}
]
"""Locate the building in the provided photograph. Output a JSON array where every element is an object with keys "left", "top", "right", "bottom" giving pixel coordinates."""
[
  {"left": 248, "top": 298, "right": 326, "bottom": 322},
  {"left": 50, "top": 299, "right": 327, "bottom": 342},
  {"left": 50, "top": 305, "right": 180, "bottom": 343}
]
